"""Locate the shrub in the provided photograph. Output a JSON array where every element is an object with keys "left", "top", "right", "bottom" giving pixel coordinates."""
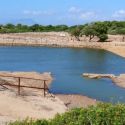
[{"left": 98, "top": 34, "right": 108, "bottom": 42}]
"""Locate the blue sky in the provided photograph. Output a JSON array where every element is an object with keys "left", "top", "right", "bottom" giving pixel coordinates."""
[{"left": 0, "top": 0, "right": 125, "bottom": 25}]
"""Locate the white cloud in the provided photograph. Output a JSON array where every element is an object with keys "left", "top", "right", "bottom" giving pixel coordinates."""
[
  {"left": 23, "top": 10, "right": 55, "bottom": 16},
  {"left": 80, "top": 12, "right": 96, "bottom": 19},
  {"left": 112, "top": 10, "right": 125, "bottom": 18},
  {"left": 68, "top": 6, "right": 81, "bottom": 13},
  {"left": 68, "top": 6, "right": 97, "bottom": 20}
]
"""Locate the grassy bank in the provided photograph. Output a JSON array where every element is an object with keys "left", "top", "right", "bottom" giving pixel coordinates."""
[{"left": 9, "top": 103, "right": 125, "bottom": 125}]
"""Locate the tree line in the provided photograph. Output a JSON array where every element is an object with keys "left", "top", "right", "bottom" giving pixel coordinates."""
[{"left": 0, "top": 21, "right": 125, "bottom": 42}]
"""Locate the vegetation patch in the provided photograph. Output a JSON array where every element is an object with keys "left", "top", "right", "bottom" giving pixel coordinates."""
[{"left": 1, "top": 21, "right": 125, "bottom": 42}]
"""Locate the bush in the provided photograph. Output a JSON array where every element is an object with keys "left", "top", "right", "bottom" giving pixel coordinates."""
[
  {"left": 116, "top": 28, "right": 125, "bottom": 35},
  {"left": 9, "top": 103, "right": 125, "bottom": 125},
  {"left": 98, "top": 34, "right": 108, "bottom": 42}
]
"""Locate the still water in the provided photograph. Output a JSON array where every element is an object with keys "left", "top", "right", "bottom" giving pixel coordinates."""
[{"left": 0, "top": 46, "right": 125, "bottom": 102}]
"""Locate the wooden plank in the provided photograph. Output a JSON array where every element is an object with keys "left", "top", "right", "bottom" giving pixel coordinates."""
[
  {"left": 0, "top": 74, "right": 48, "bottom": 81},
  {"left": 2, "top": 83, "right": 46, "bottom": 90}
]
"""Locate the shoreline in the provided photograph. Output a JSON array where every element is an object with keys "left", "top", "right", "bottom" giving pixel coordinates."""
[
  {"left": 0, "top": 43, "right": 125, "bottom": 58},
  {"left": 0, "top": 32, "right": 125, "bottom": 58}
]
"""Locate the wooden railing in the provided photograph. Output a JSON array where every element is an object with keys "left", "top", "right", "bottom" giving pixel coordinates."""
[{"left": 0, "top": 75, "right": 49, "bottom": 97}]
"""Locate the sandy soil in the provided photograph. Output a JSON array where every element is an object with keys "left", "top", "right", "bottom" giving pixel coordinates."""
[
  {"left": 0, "top": 89, "right": 67, "bottom": 124},
  {"left": 105, "top": 46, "right": 125, "bottom": 58},
  {"left": 56, "top": 94, "right": 97, "bottom": 109}
]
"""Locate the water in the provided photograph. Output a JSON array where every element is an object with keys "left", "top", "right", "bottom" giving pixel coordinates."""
[{"left": 0, "top": 46, "right": 125, "bottom": 103}]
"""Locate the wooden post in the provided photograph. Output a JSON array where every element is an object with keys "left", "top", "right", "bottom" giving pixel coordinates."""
[
  {"left": 43, "top": 80, "right": 46, "bottom": 97},
  {"left": 18, "top": 77, "right": 21, "bottom": 95}
]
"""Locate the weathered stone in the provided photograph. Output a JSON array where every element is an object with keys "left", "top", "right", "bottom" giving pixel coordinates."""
[
  {"left": 83, "top": 73, "right": 116, "bottom": 79},
  {"left": 83, "top": 73, "right": 125, "bottom": 89}
]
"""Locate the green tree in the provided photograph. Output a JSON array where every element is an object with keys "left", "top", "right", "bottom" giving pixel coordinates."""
[
  {"left": 94, "top": 22, "right": 108, "bottom": 35},
  {"left": 4, "top": 23, "right": 15, "bottom": 29},
  {"left": 70, "top": 27, "right": 82, "bottom": 41},
  {"left": 54, "top": 25, "right": 68, "bottom": 31},
  {"left": 30, "top": 24, "right": 40, "bottom": 32},
  {"left": 94, "top": 22, "right": 108, "bottom": 41},
  {"left": 82, "top": 22, "right": 108, "bottom": 42},
  {"left": 81, "top": 25, "right": 97, "bottom": 41},
  {"left": 98, "top": 34, "right": 108, "bottom": 42}
]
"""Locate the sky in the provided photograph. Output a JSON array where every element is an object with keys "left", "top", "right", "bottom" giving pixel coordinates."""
[{"left": 0, "top": 0, "right": 125, "bottom": 25}]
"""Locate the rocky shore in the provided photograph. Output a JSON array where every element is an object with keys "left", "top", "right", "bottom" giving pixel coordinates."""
[
  {"left": 83, "top": 73, "right": 125, "bottom": 89},
  {"left": 112, "top": 74, "right": 125, "bottom": 88},
  {"left": 83, "top": 73, "right": 115, "bottom": 79}
]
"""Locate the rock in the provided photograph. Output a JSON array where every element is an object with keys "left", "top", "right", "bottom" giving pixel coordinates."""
[
  {"left": 112, "top": 74, "right": 125, "bottom": 88},
  {"left": 83, "top": 73, "right": 115, "bottom": 79},
  {"left": 83, "top": 73, "right": 125, "bottom": 89}
]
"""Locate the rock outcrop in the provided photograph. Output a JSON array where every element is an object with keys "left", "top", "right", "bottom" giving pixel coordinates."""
[
  {"left": 83, "top": 73, "right": 125, "bottom": 89},
  {"left": 112, "top": 74, "right": 125, "bottom": 88},
  {"left": 83, "top": 73, "right": 116, "bottom": 79}
]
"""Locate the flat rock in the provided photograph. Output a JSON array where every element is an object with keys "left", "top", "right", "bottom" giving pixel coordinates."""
[
  {"left": 83, "top": 73, "right": 115, "bottom": 79},
  {"left": 83, "top": 73, "right": 125, "bottom": 89}
]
